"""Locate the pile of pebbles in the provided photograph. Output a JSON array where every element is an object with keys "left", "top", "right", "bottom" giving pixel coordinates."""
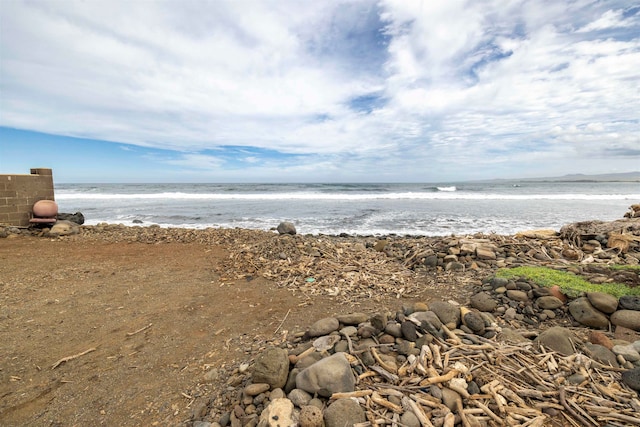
[{"left": 192, "top": 283, "right": 640, "bottom": 427}]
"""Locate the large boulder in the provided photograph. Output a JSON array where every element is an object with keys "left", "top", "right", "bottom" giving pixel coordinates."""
[
  {"left": 295, "top": 353, "right": 355, "bottom": 397},
  {"left": 277, "top": 222, "right": 297, "bottom": 235},
  {"left": 535, "top": 327, "right": 580, "bottom": 356},
  {"left": 57, "top": 212, "right": 85, "bottom": 225},
  {"left": 409, "top": 310, "right": 443, "bottom": 330},
  {"left": 429, "top": 301, "right": 460, "bottom": 328},
  {"left": 586, "top": 292, "right": 618, "bottom": 314},
  {"left": 611, "top": 310, "right": 640, "bottom": 331},
  {"left": 253, "top": 347, "right": 290, "bottom": 389},
  {"left": 569, "top": 297, "right": 609, "bottom": 328}
]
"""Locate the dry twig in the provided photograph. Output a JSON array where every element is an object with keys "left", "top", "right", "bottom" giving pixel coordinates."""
[{"left": 51, "top": 347, "right": 97, "bottom": 369}]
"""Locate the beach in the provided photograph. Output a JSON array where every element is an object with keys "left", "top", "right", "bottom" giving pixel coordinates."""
[{"left": 1, "top": 217, "right": 640, "bottom": 426}]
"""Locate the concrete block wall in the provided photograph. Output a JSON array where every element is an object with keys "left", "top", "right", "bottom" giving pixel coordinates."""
[{"left": 0, "top": 168, "right": 55, "bottom": 226}]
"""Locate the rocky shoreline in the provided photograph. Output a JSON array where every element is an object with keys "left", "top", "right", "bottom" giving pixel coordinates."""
[
  {"left": 199, "top": 296, "right": 640, "bottom": 427},
  {"left": 2, "top": 210, "right": 640, "bottom": 426}
]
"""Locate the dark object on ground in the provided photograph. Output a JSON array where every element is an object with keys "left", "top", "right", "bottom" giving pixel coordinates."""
[
  {"left": 277, "top": 221, "right": 297, "bottom": 235},
  {"left": 57, "top": 212, "right": 85, "bottom": 225}
]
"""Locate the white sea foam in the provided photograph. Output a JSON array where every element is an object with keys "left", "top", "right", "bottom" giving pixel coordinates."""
[
  {"left": 55, "top": 182, "right": 640, "bottom": 236},
  {"left": 56, "top": 191, "right": 640, "bottom": 201}
]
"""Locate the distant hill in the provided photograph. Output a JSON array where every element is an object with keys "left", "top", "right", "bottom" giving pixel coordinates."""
[{"left": 520, "top": 171, "right": 640, "bottom": 182}]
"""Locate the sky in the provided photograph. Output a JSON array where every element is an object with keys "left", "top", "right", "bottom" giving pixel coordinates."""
[{"left": 0, "top": 0, "right": 639, "bottom": 183}]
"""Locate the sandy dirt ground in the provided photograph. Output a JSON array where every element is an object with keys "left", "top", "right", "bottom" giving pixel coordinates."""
[{"left": 0, "top": 235, "right": 466, "bottom": 426}]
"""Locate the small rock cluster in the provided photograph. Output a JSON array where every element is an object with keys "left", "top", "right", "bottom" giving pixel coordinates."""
[
  {"left": 193, "top": 292, "right": 640, "bottom": 427},
  {"left": 470, "top": 275, "right": 640, "bottom": 370}
]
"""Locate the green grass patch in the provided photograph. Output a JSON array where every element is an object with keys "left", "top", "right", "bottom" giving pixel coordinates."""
[
  {"left": 608, "top": 264, "right": 640, "bottom": 271},
  {"left": 495, "top": 266, "right": 640, "bottom": 298}
]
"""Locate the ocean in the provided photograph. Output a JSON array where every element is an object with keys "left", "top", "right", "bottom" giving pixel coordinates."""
[{"left": 54, "top": 182, "right": 640, "bottom": 237}]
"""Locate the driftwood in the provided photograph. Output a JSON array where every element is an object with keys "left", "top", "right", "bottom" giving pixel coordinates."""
[
  {"left": 335, "top": 334, "right": 640, "bottom": 427},
  {"left": 607, "top": 232, "right": 640, "bottom": 253},
  {"left": 559, "top": 217, "right": 640, "bottom": 248},
  {"left": 51, "top": 347, "right": 97, "bottom": 369},
  {"left": 126, "top": 323, "right": 153, "bottom": 336},
  {"left": 198, "top": 216, "right": 640, "bottom": 308}
]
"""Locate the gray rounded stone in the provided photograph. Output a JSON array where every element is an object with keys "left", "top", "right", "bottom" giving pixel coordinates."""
[
  {"left": 441, "top": 388, "right": 460, "bottom": 411},
  {"left": 619, "top": 296, "right": 640, "bottom": 311},
  {"left": 584, "top": 343, "right": 619, "bottom": 367},
  {"left": 401, "top": 321, "right": 418, "bottom": 341},
  {"left": 532, "top": 288, "right": 552, "bottom": 297},
  {"left": 287, "top": 388, "right": 312, "bottom": 408},
  {"left": 276, "top": 221, "right": 297, "bottom": 235},
  {"left": 429, "top": 384, "right": 443, "bottom": 400},
  {"left": 296, "top": 353, "right": 355, "bottom": 397},
  {"left": 611, "top": 310, "right": 640, "bottom": 331},
  {"left": 462, "top": 311, "right": 485, "bottom": 334},
  {"left": 470, "top": 292, "right": 497, "bottom": 312},
  {"left": 429, "top": 301, "right": 460, "bottom": 328},
  {"left": 622, "top": 367, "right": 640, "bottom": 390},
  {"left": 536, "top": 296, "right": 564, "bottom": 310},
  {"left": 307, "top": 317, "right": 340, "bottom": 337},
  {"left": 506, "top": 290, "right": 529, "bottom": 302},
  {"left": 587, "top": 292, "right": 619, "bottom": 314},
  {"left": 467, "top": 381, "right": 481, "bottom": 395},
  {"left": 253, "top": 347, "right": 290, "bottom": 389},
  {"left": 335, "top": 313, "right": 368, "bottom": 325},
  {"left": 424, "top": 255, "right": 438, "bottom": 267},
  {"left": 385, "top": 322, "right": 402, "bottom": 338},
  {"left": 284, "top": 368, "right": 300, "bottom": 394},
  {"left": 400, "top": 411, "right": 421, "bottom": 427},
  {"left": 409, "top": 311, "right": 443, "bottom": 330},
  {"left": 612, "top": 344, "right": 640, "bottom": 362},
  {"left": 569, "top": 297, "right": 609, "bottom": 328},
  {"left": 340, "top": 326, "right": 358, "bottom": 337},
  {"left": 491, "top": 277, "right": 509, "bottom": 289},
  {"left": 504, "top": 307, "right": 517, "bottom": 320},
  {"left": 323, "top": 398, "right": 365, "bottom": 427},
  {"left": 499, "top": 328, "right": 529, "bottom": 344},
  {"left": 535, "top": 326, "right": 580, "bottom": 356},
  {"left": 445, "top": 261, "right": 465, "bottom": 272},
  {"left": 370, "top": 313, "right": 387, "bottom": 331}
]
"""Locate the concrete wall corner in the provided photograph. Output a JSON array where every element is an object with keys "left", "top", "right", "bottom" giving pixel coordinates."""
[{"left": 0, "top": 168, "right": 55, "bottom": 226}]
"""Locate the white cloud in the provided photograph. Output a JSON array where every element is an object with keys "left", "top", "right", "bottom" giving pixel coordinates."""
[
  {"left": 0, "top": 0, "right": 638, "bottom": 181},
  {"left": 164, "top": 153, "right": 224, "bottom": 170},
  {"left": 577, "top": 8, "right": 635, "bottom": 33}
]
